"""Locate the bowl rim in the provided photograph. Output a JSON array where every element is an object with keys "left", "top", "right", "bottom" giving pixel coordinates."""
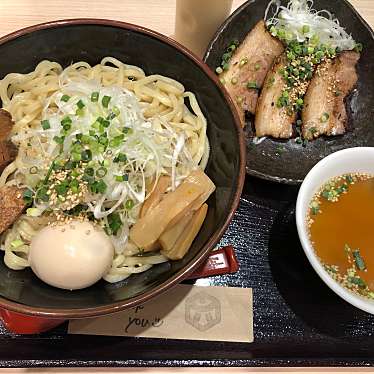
[
  {"left": 0, "top": 18, "right": 246, "bottom": 318},
  {"left": 296, "top": 147, "right": 374, "bottom": 315}
]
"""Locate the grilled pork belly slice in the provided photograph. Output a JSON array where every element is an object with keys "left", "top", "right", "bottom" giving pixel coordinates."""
[
  {"left": 255, "top": 53, "right": 297, "bottom": 138},
  {"left": 0, "top": 109, "right": 16, "bottom": 173},
  {"left": 220, "top": 20, "right": 284, "bottom": 124},
  {"left": 0, "top": 186, "right": 26, "bottom": 235},
  {"left": 302, "top": 51, "right": 360, "bottom": 140}
]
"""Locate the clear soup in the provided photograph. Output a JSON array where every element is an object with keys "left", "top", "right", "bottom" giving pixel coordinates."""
[{"left": 308, "top": 173, "right": 374, "bottom": 299}]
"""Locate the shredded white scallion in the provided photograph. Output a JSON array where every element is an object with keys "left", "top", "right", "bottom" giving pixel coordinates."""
[{"left": 265, "top": 0, "right": 356, "bottom": 50}]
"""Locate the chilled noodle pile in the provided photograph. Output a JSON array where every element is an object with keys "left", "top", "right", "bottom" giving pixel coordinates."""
[{"left": 0, "top": 57, "right": 210, "bottom": 283}]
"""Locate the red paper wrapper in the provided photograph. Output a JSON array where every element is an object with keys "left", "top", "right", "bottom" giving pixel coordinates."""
[{"left": 188, "top": 245, "right": 239, "bottom": 279}]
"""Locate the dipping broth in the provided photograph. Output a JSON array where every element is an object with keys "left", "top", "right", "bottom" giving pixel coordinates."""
[{"left": 308, "top": 173, "right": 374, "bottom": 298}]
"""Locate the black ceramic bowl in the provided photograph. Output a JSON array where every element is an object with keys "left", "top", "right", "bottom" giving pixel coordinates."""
[
  {"left": 0, "top": 19, "right": 245, "bottom": 318},
  {"left": 204, "top": 0, "right": 374, "bottom": 184}
]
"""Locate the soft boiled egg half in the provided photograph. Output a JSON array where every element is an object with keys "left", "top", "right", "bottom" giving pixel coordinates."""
[{"left": 29, "top": 220, "right": 114, "bottom": 290}]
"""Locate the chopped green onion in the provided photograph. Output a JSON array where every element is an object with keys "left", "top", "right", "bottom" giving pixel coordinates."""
[
  {"left": 64, "top": 160, "right": 76, "bottom": 170},
  {"left": 102, "top": 95, "right": 111, "bottom": 108},
  {"left": 29, "top": 166, "right": 39, "bottom": 175},
  {"left": 302, "top": 25, "right": 310, "bottom": 34},
  {"left": 72, "top": 152, "right": 81, "bottom": 162},
  {"left": 114, "top": 153, "right": 127, "bottom": 163},
  {"left": 125, "top": 199, "right": 134, "bottom": 210},
  {"left": 44, "top": 160, "right": 56, "bottom": 183},
  {"left": 353, "top": 249, "right": 366, "bottom": 271},
  {"left": 55, "top": 182, "right": 69, "bottom": 196},
  {"left": 277, "top": 28, "right": 286, "bottom": 39},
  {"left": 53, "top": 135, "right": 65, "bottom": 144},
  {"left": 27, "top": 207, "right": 42, "bottom": 217},
  {"left": 109, "top": 135, "right": 124, "bottom": 148},
  {"left": 115, "top": 173, "right": 128, "bottom": 182},
  {"left": 85, "top": 167, "right": 95, "bottom": 177},
  {"left": 99, "top": 135, "right": 109, "bottom": 147},
  {"left": 309, "top": 127, "right": 317, "bottom": 135},
  {"left": 76, "top": 99, "right": 85, "bottom": 109},
  {"left": 320, "top": 112, "right": 330, "bottom": 123},
  {"left": 81, "top": 149, "right": 92, "bottom": 162},
  {"left": 91, "top": 91, "right": 99, "bottom": 102},
  {"left": 61, "top": 116, "right": 72, "bottom": 126},
  {"left": 36, "top": 186, "right": 49, "bottom": 202},
  {"left": 348, "top": 276, "right": 367, "bottom": 289},
  {"left": 63, "top": 123, "right": 71, "bottom": 131},
  {"left": 96, "top": 167, "right": 107, "bottom": 178},
  {"left": 123, "top": 127, "right": 133, "bottom": 135},
  {"left": 354, "top": 43, "right": 363, "bottom": 53},
  {"left": 10, "top": 239, "right": 24, "bottom": 248},
  {"left": 70, "top": 179, "right": 79, "bottom": 194},
  {"left": 346, "top": 175, "right": 354, "bottom": 184},
  {"left": 227, "top": 44, "right": 236, "bottom": 52},
  {"left": 239, "top": 57, "right": 248, "bottom": 67},
  {"left": 76, "top": 108, "right": 85, "bottom": 117},
  {"left": 215, "top": 66, "right": 223, "bottom": 74},
  {"left": 310, "top": 201, "right": 320, "bottom": 215},
  {"left": 72, "top": 143, "right": 83, "bottom": 153},
  {"left": 315, "top": 50, "right": 324, "bottom": 60},
  {"left": 90, "top": 180, "right": 107, "bottom": 194},
  {"left": 41, "top": 120, "right": 51, "bottom": 130},
  {"left": 107, "top": 212, "right": 122, "bottom": 235},
  {"left": 221, "top": 52, "right": 231, "bottom": 62},
  {"left": 23, "top": 189, "right": 33, "bottom": 205},
  {"left": 81, "top": 135, "right": 91, "bottom": 144},
  {"left": 61, "top": 94, "right": 71, "bottom": 102},
  {"left": 310, "top": 34, "right": 320, "bottom": 45},
  {"left": 246, "top": 81, "right": 258, "bottom": 89},
  {"left": 112, "top": 106, "right": 120, "bottom": 117},
  {"left": 115, "top": 175, "right": 125, "bottom": 182},
  {"left": 267, "top": 76, "right": 275, "bottom": 87},
  {"left": 254, "top": 63, "right": 261, "bottom": 71}
]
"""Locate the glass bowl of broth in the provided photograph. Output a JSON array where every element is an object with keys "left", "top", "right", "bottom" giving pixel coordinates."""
[{"left": 296, "top": 147, "right": 374, "bottom": 314}]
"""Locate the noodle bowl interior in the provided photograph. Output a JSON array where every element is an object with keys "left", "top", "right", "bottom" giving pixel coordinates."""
[{"left": 0, "top": 57, "right": 214, "bottom": 290}]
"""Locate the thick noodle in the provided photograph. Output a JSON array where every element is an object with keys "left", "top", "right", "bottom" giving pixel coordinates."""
[{"left": 0, "top": 57, "right": 210, "bottom": 283}]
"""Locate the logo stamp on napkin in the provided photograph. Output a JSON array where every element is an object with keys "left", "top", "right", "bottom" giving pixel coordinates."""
[
  {"left": 68, "top": 284, "right": 253, "bottom": 343},
  {"left": 185, "top": 291, "right": 221, "bottom": 331}
]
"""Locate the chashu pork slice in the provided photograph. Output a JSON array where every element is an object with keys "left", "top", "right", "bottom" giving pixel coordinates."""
[
  {"left": 221, "top": 20, "right": 284, "bottom": 124},
  {"left": 0, "top": 186, "right": 26, "bottom": 235},
  {"left": 255, "top": 53, "right": 297, "bottom": 138},
  {"left": 302, "top": 51, "right": 360, "bottom": 140},
  {"left": 0, "top": 109, "right": 17, "bottom": 173}
]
